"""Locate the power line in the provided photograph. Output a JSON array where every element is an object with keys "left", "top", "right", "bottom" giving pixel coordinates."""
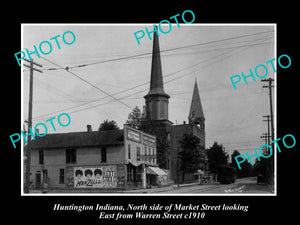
[
  {"left": 23, "top": 59, "right": 43, "bottom": 194},
  {"left": 39, "top": 56, "right": 134, "bottom": 111},
  {"left": 42, "top": 30, "right": 274, "bottom": 71},
  {"left": 38, "top": 35, "right": 271, "bottom": 105},
  {"left": 33, "top": 47, "right": 240, "bottom": 120},
  {"left": 32, "top": 34, "right": 272, "bottom": 121},
  {"left": 33, "top": 43, "right": 244, "bottom": 121},
  {"left": 33, "top": 37, "right": 271, "bottom": 121},
  {"left": 165, "top": 41, "right": 271, "bottom": 85}
]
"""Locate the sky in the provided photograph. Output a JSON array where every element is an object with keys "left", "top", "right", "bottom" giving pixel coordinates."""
[{"left": 22, "top": 24, "right": 275, "bottom": 160}]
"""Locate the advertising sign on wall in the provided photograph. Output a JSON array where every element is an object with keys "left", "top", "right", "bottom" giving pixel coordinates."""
[
  {"left": 74, "top": 166, "right": 118, "bottom": 188},
  {"left": 126, "top": 127, "right": 142, "bottom": 143},
  {"left": 143, "top": 134, "right": 156, "bottom": 147}
]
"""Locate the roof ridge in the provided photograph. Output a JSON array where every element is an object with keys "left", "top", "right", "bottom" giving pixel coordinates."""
[
  {"left": 30, "top": 129, "right": 124, "bottom": 149},
  {"left": 41, "top": 129, "right": 124, "bottom": 135}
]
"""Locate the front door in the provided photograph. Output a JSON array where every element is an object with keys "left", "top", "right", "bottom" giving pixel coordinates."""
[{"left": 36, "top": 173, "right": 41, "bottom": 189}]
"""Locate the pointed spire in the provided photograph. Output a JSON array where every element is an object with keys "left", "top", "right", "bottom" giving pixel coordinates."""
[
  {"left": 188, "top": 80, "right": 205, "bottom": 123},
  {"left": 145, "top": 26, "right": 169, "bottom": 98}
]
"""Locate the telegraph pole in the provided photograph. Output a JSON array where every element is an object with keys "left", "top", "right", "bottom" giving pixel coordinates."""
[
  {"left": 23, "top": 59, "right": 42, "bottom": 193},
  {"left": 263, "top": 115, "right": 272, "bottom": 145},
  {"left": 260, "top": 132, "right": 271, "bottom": 154},
  {"left": 262, "top": 78, "right": 274, "bottom": 141},
  {"left": 261, "top": 78, "right": 274, "bottom": 186},
  {"left": 260, "top": 133, "right": 268, "bottom": 144}
]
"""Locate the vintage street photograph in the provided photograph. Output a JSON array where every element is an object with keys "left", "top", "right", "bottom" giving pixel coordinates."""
[{"left": 21, "top": 24, "right": 275, "bottom": 195}]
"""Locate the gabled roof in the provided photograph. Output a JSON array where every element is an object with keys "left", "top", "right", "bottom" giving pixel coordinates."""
[{"left": 30, "top": 129, "right": 124, "bottom": 150}]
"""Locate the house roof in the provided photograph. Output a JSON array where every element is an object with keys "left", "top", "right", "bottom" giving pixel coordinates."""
[{"left": 30, "top": 129, "right": 124, "bottom": 149}]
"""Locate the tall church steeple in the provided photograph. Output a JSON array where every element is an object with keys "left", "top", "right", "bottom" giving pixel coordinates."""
[
  {"left": 188, "top": 79, "right": 205, "bottom": 126},
  {"left": 141, "top": 27, "right": 173, "bottom": 169},
  {"left": 188, "top": 79, "right": 205, "bottom": 148},
  {"left": 144, "top": 27, "right": 170, "bottom": 120}
]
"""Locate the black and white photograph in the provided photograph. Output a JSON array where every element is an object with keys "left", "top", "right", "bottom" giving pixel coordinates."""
[
  {"left": 20, "top": 24, "right": 276, "bottom": 195},
  {"left": 4, "top": 5, "right": 298, "bottom": 224}
]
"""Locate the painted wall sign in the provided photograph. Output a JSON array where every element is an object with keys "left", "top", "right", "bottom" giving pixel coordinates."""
[
  {"left": 126, "top": 127, "right": 142, "bottom": 143},
  {"left": 74, "top": 166, "right": 118, "bottom": 188},
  {"left": 143, "top": 135, "right": 156, "bottom": 147}
]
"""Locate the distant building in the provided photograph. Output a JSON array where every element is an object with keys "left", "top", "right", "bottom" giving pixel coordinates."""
[
  {"left": 29, "top": 125, "right": 168, "bottom": 191},
  {"left": 141, "top": 28, "right": 207, "bottom": 184}
]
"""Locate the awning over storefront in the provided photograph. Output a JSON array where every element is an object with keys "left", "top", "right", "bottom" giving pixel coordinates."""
[
  {"left": 126, "top": 159, "right": 139, "bottom": 167},
  {"left": 126, "top": 159, "right": 157, "bottom": 167},
  {"left": 146, "top": 166, "right": 168, "bottom": 176}
]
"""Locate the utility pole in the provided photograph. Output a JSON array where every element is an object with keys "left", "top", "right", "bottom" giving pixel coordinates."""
[
  {"left": 23, "top": 59, "right": 42, "bottom": 193},
  {"left": 260, "top": 132, "right": 271, "bottom": 154},
  {"left": 263, "top": 115, "right": 272, "bottom": 145},
  {"left": 260, "top": 133, "right": 268, "bottom": 144},
  {"left": 261, "top": 78, "right": 274, "bottom": 187},
  {"left": 262, "top": 78, "right": 274, "bottom": 141}
]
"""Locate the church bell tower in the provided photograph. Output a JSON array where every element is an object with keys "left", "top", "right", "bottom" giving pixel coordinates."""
[
  {"left": 144, "top": 28, "right": 170, "bottom": 121},
  {"left": 141, "top": 27, "right": 173, "bottom": 169}
]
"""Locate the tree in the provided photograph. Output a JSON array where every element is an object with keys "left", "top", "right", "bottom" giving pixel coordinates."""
[
  {"left": 230, "top": 150, "right": 254, "bottom": 178},
  {"left": 98, "top": 119, "right": 119, "bottom": 131},
  {"left": 230, "top": 150, "right": 241, "bottom": 174},
  {"left": 254, "top": 158, "right": 267, "bottom": 176},
  {"left": 179, "top": 134, "right": 207, "bottom": 182},
  {"left": 156, "top": 133, "right": 170, "bottom": 169},
  {"left": 125, "top": 106, "right": 142, "bottom": 129},
  {"left": 206, "top": 142, "right": 228, "bottom": 177}
]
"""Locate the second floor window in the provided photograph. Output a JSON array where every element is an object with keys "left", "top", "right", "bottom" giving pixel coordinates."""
[
  {"left": 128, "top": 144, "right": 131, "bottom": 159},
  {"left": 101, "top": 147, "right": 107, "bottom": 163},
  {"left": 136, "top": 147, "right": 141, "bottom": 161},
  {"left": 66, "top": 148, "right": 76, "bottom": 163},
  {"left": 39, "top": 150, "right": 44, "bottom": 165}
]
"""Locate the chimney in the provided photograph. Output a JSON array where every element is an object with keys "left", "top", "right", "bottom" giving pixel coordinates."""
[
  {"left": 87, "top": 124, "right": 92, "bottom": 132},
  {"left": 183, "top": 121, "right": 186, "bottom": 124}
]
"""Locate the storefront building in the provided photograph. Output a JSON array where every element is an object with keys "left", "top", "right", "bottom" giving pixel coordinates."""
[{"left": 29, "top": 125, "right": 168, "bottom": 191}]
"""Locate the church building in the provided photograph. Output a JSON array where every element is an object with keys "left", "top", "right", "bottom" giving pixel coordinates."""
[
  {"left": 140, "top": 28, "right": 173, "bottom": 170},
  {"left": 140, "top": 28, "right": 206, "bottom": 184}
]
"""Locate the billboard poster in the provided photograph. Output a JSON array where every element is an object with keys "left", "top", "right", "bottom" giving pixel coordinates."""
[{"left": 73, "top": 166, "right": 118, "bottom": 188}]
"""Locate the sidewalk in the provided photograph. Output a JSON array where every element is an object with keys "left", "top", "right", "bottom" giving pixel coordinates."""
[{"left": 29, "top": 182, "right": 204, "bottom": 194}]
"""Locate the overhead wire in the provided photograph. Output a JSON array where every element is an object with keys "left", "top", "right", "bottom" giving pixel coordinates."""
[
  {"left": 39, "top": 56, "right": 134, "bottom": 111},
  {"left": 33, "top": 47, "right": 241, "bottom": 120},
  {"left": 32, "top": 43, "right": 247, "bottom": 120},
  {"left": 33, "top": 39, "right": 271, "bottom": 121},
  {"left": 34, "top": 33, "right": 272, "bottom": 108},
  {"left": 41, "top": 30, "right": 274, "bottom": 71},
  {"left": 32, "top": 32, "right": 273, "bottom": 121}
]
